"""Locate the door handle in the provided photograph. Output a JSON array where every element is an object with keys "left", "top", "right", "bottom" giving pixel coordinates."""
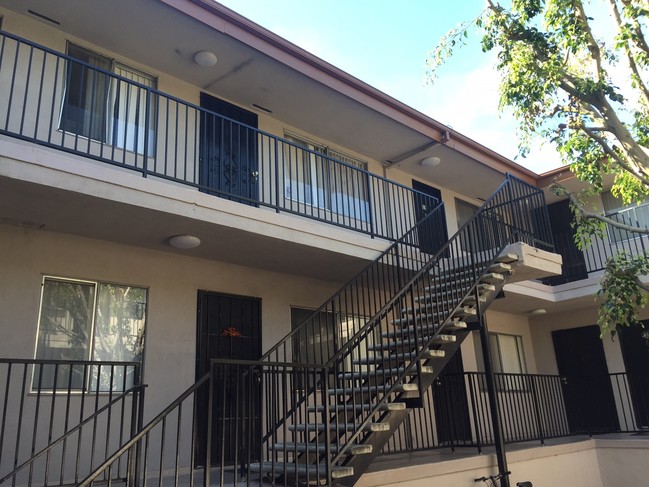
[{"left": 250, "top": 170, "right": 259, "bottom": 181}]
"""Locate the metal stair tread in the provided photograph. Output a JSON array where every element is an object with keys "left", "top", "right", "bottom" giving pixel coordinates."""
[
  {"left": 248, "top": 462, "right": 354, "bottom": 479},
  {"left": 354, "top": 349, "right": 445, "bottom": 364},
  {"left": 339, "top": 366, "right": 434, "bottom": 378},
  {"left": 392, "top": 307, "right": 476, "bottom": 326},
  {"left": 270, "top": 443, "right": 372, "bottom": 455},
  {"left": 289, "top": 422, "right": 390, "bottom": 433},
  {"left": 419, "top": 282, "right": 496, "bottom": 298},
  {"left": 307, "top": 402, "right": 407, "bottom": 413},
  {"left": 328, "top": 383, "right": 419, "bottom": 395},
  {"left": 368, "top": 334, "right": 455, "bottom": 352}
]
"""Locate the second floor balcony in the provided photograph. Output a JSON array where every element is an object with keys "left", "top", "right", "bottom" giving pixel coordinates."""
[
  {"left": 543, "top": 201, "right": 649, "bottom": 286},
  {"left": 0, "top": 30, "right": 439, "bottom": 245}
]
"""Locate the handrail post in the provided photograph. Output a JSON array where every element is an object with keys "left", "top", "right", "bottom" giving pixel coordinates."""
[
  {"left": 322, "top": 367, "right": 333, "bottom": 487},
  {"left": 131, "top": 363, "right": 145, "bottom": 487},
  {"left": 205, "top": 363, "right": 214, "bottom": 487}
]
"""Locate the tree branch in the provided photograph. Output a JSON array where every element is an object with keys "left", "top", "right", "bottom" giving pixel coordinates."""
[
  {"left": 557, "top": 183, "right": 649, "bottom": 234},
  {"left": 609, "top": 0, "right": 649, "bottom": 105},
  {"left": 581, "top": 125, "right": 649, "bottom": 186},
  {"left": 620, "top": 0, "right": 649, "bottom": 59},
  {"left": 575, "top": 0, "right": 605, "bottom": 80}
]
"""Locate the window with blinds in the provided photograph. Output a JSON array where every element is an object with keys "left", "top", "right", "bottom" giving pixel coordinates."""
[{"left": 282, "top": 133, "right": 370, "bottom": 220}]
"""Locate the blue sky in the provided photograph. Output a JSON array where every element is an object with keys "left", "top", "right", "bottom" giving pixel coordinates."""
[{"left": 217, "top": 0, "right": 562, "bottom": 174}]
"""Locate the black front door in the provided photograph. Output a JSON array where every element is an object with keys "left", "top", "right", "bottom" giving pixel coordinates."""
[
  {"left": 196, "top": 291, "right": 262, "bottom": 465},
  {"left": 412, "top": 180, "right": 448, "bottom": 255},
  {"left": 552, "top": 325, "right": 619, "bottom": 433},
  {"left": 199, "top": 93, "right": 259, "bottom": 204},
  {"left": 618, "top": 324, "right": 649, "bottom": 428},
  {"left": 433, "top": 350, "right": 472, "bottom": 444},
  {"left": 542, "top": 200, "right": 587, "bottom": 285}
]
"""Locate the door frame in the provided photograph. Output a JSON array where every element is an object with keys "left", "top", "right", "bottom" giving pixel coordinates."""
[
  {"left": 552, "top": 325, "right": 619, "bottom": 434},
  {"left": 433, "top": 349, "right": 473, "bottom": 444},
  {"left": 195, "top": 290, "right": 262, "bottom": 466},
  {"left": 199, "top": 92, "right": 259, "bottom": 204},
  {"left": 412, "top": 180, "right": 447, "bottom": 255},
  {"left": 618, "top": 324, "right": 649, "bottom": 428}
]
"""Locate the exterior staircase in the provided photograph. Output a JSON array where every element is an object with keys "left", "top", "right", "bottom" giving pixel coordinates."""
[
  {"left": 66, "top": 174, "right": 553, "bottom": 487},
  {"left": 250, "top": 254, "right": 518, "bottom": 486},
  {"left": 238, "top": 174, "right": 553, "bottom": 486}
]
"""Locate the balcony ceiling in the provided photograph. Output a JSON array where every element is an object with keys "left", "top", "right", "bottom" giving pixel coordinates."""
[{"left": 0, "top": 0, "right": 514, "bottom": 200}]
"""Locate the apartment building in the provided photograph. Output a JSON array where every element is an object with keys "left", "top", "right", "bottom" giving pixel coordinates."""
[{"left": 0, "top": 1, "right": 647, "bottom": 486}]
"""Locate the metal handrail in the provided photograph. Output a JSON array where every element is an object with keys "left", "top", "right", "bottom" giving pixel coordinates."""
[
  {"left": 0, "top": 383, "right": 144, "bottom": 484},
  {"left": 77, "top": 373, "right": 211, "bottom": 487},
  {"left": 258, "top": 197, "right": 444, "bottom": 365},
  {"left": 0, "top": 359, "right": 142, "bottom": 487},
  {"left": 327, "top": 174, "right": 552, "bottom": 463},
  {"left": 0, "top": 30, "right": 437, "bottom": 242},
  {"left": 210, "top": 174, "right": 552, "bottom": 479}
]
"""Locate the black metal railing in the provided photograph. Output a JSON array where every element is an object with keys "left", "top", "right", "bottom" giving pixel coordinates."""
[
  {"left": 384, "top": 371, "right": 649, "bottom": 455},
  {"left": 215, "top": 175, "right": 552, "bottom": 484},
  {"left": 543, "top": 205, "right": 649, "bottom": 285},
  {"left": 71, "top": 369, "right": 648, "bottom": 487},
  {"left": 77, "top": 373, "right": 212, "bottom": 487},
  {"left": 75, "top": 176, "right": 552, "bottom": 487},
  {"left": 0, "top": 359, "right": 142, "bottom": 487},
  {"left": 0, "top": 30, "right": 436, "bottom": 241}
]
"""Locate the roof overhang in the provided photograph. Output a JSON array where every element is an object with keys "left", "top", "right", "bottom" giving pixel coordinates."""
[{"left": 1, "top": 0, "right": 540, "bottom": 199}]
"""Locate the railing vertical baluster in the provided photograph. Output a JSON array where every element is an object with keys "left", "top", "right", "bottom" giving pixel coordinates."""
[
  {"left": 5, "top": 39, "right": 20, "bottom": 132},
  {"left": 143, "top": 87, "right": 150, "bottom": 178},
  {"left": 467, "top": 373, "right": 482, "bottom": 453},
  {"left": 19, "top": 45, "right": 34, "bottom": 136}
]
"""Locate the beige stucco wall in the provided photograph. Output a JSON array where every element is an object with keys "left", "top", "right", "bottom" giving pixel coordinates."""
[
  {"left": 529, "top": 307, "right": 627, "bottom": 375},
  {"left": 463, "top": 309, "right": 537, "bottom": 374},
  {"left": 0, "top": 223, "right": 344, "bottom": 412}
]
